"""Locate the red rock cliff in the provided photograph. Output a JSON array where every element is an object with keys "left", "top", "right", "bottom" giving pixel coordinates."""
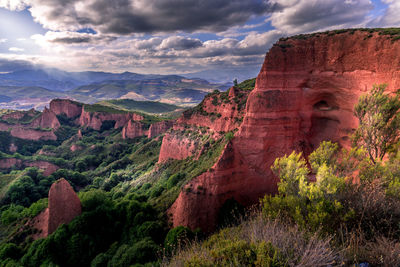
[
  {"left": 49, "top": 99, "right": 83, "bottom": 118},
  {"left": 33, "top": 178, "right": 81, "bottom": 238},
  {"left": 79, "top": 107, "right": 144, "bottom": 130},
  {"left": 148, "top": 120, "right": 173, "bottom": 138},
  {"left": 121, "top": 120, "right": 148, "bottom": 139},
  {"left": 29, "top": 107, "right": 61, "bottom": 129},
  {"left": 158, "top": 87, "right": 249, "bottom": 163},
  {"left": 169, "top": 30, "right": 400, "bottom": 232}
]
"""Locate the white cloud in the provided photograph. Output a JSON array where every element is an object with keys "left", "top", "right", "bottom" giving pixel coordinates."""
[
  {"left": 268, "top": 0, "right": 373, "bottom": 34},
  {"left": 0, "top": 39, "right": 7, "bottom": 43},
  {"left": 0, "top": 0, "right": 27, "bottom": 11},
  {"left": 369, "top": 0, "right": 400, "bottom": 27},
  {"left": 9, "top": 47, "right": 25, "bottom": 52}
]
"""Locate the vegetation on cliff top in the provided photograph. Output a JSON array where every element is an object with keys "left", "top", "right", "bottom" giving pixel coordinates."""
[{"left": 279, "top": 27, "right": 400, "bottom": 43}]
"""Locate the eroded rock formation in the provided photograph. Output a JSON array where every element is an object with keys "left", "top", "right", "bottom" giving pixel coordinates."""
[
  {"left": 168, "top": 30, "right": 400, "bottom": 232},
  {"left": 29, "top": 107, "right": 60, "bottom": 129},
  {"left": 148, "top": 120, "right": 173, "bottom": 138},
  {"left": 79, "top": 107, "right": 144, "bottom": 130},
  {"left": 158, "top": 87, "right": 249, "bottom": 163},
  {"left": 49, "top": 99, "right": 83, "bottom": 118},
  {"left": 33, "top": 179, "right": 81, "bottom": 239}
]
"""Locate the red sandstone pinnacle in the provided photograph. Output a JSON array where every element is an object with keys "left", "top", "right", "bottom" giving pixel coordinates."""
[
  {"left": 30, "top": 107, "right": 61, "bottom": 129},
  {"left": 33, "top": 178, "right": 81, "bottom": 238},
  {"left": 168, "top": 30, "right": 400, "bottom": 232}
]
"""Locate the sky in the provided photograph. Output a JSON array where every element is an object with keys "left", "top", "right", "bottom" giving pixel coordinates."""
[{"left": 0, "top": 0, "right": 399, "bottom": 80}]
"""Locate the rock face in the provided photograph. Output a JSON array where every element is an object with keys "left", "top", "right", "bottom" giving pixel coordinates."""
[
  {"left": 0, "top": 158, "right": 22, "bottom": 169},
  {"left": 9, "top": 127, "right": 57, "bottom": 141},
  {"left": 147, "top": 120, "right": 173, "bottom": 138},
  {"left": 33, "top": 179, "right": 81, "bottom": 239},
  {"left": 168, "top": 30, "right": 400, "bottom": 232},
  {"left": 0, "top": 159, "right": 58, "bottom": 176},
  {"left": 79, "top": 107, "right": 144, "bottom": 130},
  {"left": 29, "top": 107, "right": 61, "bottom": 129},
  {"left": 158, "top": 132, "right": 199, "bottom": 162},
  {"left": 49, "top": 99, "right": 82, "bottom": 118},
  {"left": 25, "top": 161, "right": 59, "bottom": 176},
  {"left": 158, "top": 87, "right": 249, "bottom": 163},
  {"left": 122, "top": 119, "right": 173, "bottom": 139},
  {"left": 121, "top": 120, "right": 147, "bottom": 139}
]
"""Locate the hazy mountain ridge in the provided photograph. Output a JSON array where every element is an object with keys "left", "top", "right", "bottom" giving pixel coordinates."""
[{"left": 0, "top": 69, "right": 230, "bottom": 110}]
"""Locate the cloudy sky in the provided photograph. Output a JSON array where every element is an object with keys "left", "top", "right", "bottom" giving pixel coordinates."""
[{"left": 0, "top": 0, "right": 399, "bottom": 80}]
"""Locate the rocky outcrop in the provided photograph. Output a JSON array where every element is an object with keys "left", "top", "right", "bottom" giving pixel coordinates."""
[
  {"left": 158, "top": 87, "right": 249, "bottom": 163},
  {"left": 158, "top": 131, "right": 199, "bottom": 162},
  {"left": 0, "top": 158, "right": 22, "bottom": 169},
  {"left": 176, "top": 87, "right": 248, "bottom": 133},
  {"left": 33, "top": 179, "right": 81, "bottom": 239},
  {"left": 0, "top": 158, "right": 58, "bottom": 176},
  {"left": 121, "top": 120, "right": 147, "bottom": 139},
  {"left": 1, "top": 109, "right": 37, "bottom": 121},
  {"left": 10, "top": 127, "right": 57, "bottom": 141},
  {"left": 29, "top": 107, "right": 60, "bottom": 129},
  {"left": 169, "top": 29, "right": 400, "bottom": 232},
  {"left": 70, "top": 144, "right": 83, "bottom": 152},
  {"left": 49, "top": 99, "right": 82, "bottom": 118},
  {"left": 147, "top": 120, "right": 173, "bottom": 138},
  {"left": 25, "top": 161, "right": 59, "bottom": 176},
  {"left": 79, "top": 107, "right": 144, "bottom": 130}
]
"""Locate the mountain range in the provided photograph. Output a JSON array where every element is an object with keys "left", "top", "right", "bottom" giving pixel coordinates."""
[{"left": 0, "top": 68, "right": 230, "bottom": 110}]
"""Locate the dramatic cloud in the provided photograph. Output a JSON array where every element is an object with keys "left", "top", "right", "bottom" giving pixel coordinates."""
[
  {"left": 0, "top": 0, "right": 398, "bottom": 82},
  {"left": 4, "top": 0, "right": 271, "bottom": 34},
  {"left": 268, "top": 0, "right": 374, "bottom": 34},
  {"left": 32, "top": 31, "right": 117, "bottom": 45},
  {"left": 159, "top": 36, "right": 203, "bottom": 50},
  {"left": 369, "top": 0, "right": 400, "bottom": 27},
  {"left": 0, "top": 0, "right": 27, "bottom": 11}
]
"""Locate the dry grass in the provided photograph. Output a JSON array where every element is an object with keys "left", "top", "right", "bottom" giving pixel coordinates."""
[{"left": 162, "top": 215, "right": 343, "bottom": 267}]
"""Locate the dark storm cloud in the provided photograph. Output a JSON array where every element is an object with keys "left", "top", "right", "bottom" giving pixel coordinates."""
[
  {"left": 25, "top": 0, "right": 272, "bottom": 34},
  {"left": 50, "top": 35, "right": 117, "bottom": 44},
  {"left": 159, "top": 36, "right": 203, "bottom": 50}
]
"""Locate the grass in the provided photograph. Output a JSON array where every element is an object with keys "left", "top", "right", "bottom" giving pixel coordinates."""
[
  {"left": 163, "top": 215, "right": 342, "bottom": 267},
  {"left": 99, "top": 99, "right": 182, "bottom": 114},
  {"left": 279, "top": 27, "right": 400, "bottom": 43},
  {"left": 83, "top": 103, "right": 129, "bottom": 114}
]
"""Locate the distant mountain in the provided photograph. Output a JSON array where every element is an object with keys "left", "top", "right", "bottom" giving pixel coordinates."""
[
  {"left": 0, "top": 68, "right": 165, "bottom": 91},
  {"left": 70, "top": 76, "right": 228, "bottom": 106},
  {"left": 0, "top": 74, "right": 229, "bottom": 110}
]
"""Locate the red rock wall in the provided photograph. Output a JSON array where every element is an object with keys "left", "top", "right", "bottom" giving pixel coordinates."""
[
  {"left": 49, "top": 99, "right": 82, "bottom": 118},
  {"left": 158, "top": 87, "right": 249, "bottom": 163},
  {"left": 0, "top": 159, "right": 58, "bottom": 176},
  {"left": 10, "top": 127, "right": 57, "bottom": 141},
  {"left": 79, "top": 108, "right": 143, "bottom": 130},
  {"left": 25, "top": 161, "right": 59, "bottom": 176},
  {"left": 29, "top": 107, "right": 61, "bottom": 129},
  {"left": 0, "top": 158, "right": 22, "bottom": 169},
  {"left": 121, "top": 120, "right": 148, "bottom": 139},
  {"left": 169, "top": 30, "right": 400, "bottom": 232},
  {"left": 158, "top": 132, "right": 199, "bottom": 163},
  {"left": 147, "top": 120, "right": 173, "bottom": 138}
]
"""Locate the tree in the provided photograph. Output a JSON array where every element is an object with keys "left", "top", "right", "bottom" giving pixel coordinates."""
[
  {"left": 353, "top": 84, "right": 400, "bottom": 163},
  {"left": 233, "top": 78, "right": 238, "bottom": 87}
]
